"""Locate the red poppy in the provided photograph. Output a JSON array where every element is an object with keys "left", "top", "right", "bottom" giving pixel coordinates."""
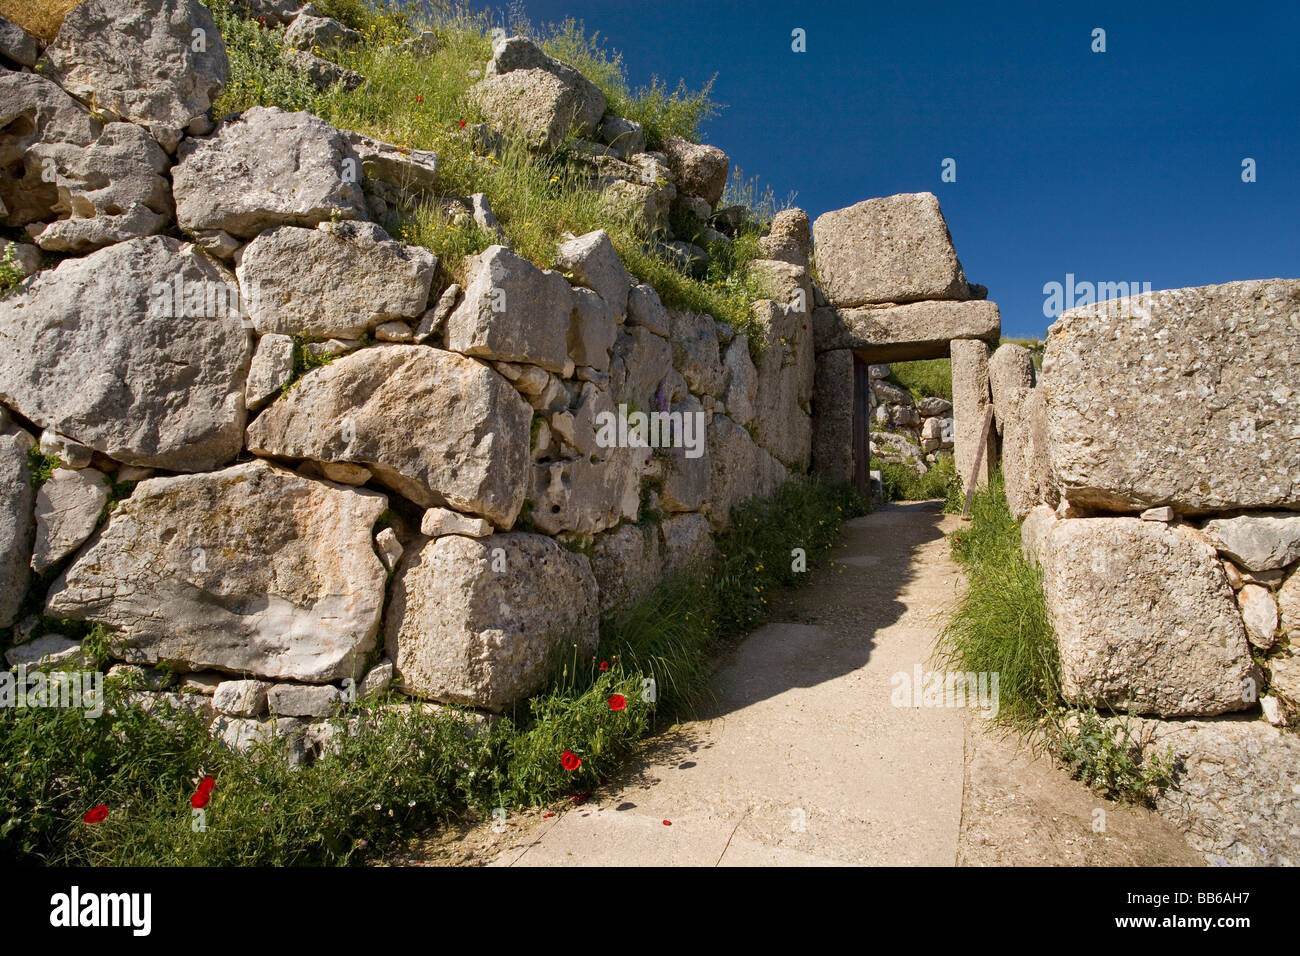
[
  {"left": 191, "top": 790, "right": 210, "bottom": 809},
  {"left": 416, "top": 95, "right": 424, "bottom": 102},
  {"left": 458, "top": 120, "right": 467, "bottom": 128},
  {"left": 608, "top": 694, "right": 626, "bottom": 711},
  {"left": 560, "top": 750, "right": 581, "bottom": 771},
  {"left": 197, "top": 775, "right": 215, "bottom": 795},
  {"left": 569, "top": 793, "right": 589, "bottom": 805},
  {"left": 83, "top": 805, "right": 108, "bottom": 824},
  {"left": 599, "top": 661, "right": 609, "bottom": 672}
]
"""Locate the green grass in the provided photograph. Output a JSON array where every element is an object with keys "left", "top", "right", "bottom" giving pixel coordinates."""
[
  {"left": 0, "top": 243, "right": 25, "bottom": 297},
  {"left": 936, "top": 472, "right": 1175, "bottom": 804},
  {"left": 200, "top": 0, "right": 769, "bottom": 336},
  {"left": 0, "top": 478, "right": 866, "bottom": 865},
  {"left": 936, "top": 471, "right": 1057, "bottom": 726},
  {"left": 25, "top": 447, "right": 59, "bottom": 490},
  {"left": 872, "top": 455, "right": 959, "bottom": 507},
  {"left": 887, "top": 358, "right": 952, "bottom": 403}
]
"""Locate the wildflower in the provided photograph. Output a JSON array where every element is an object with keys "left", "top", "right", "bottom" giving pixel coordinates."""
[
  {"left": 83, "top": 805, "right": 109, "bottom": 824},
  {"left": 374, "top": 803, "right": 382, "bottom": 811},
  {"left": 608, "top": 694, "right": 626, "bottom": 711},
  {"left": 560, "top": 750, "right": 581, "bottom": 771},
  {"left": 599, "top": 661, "right": 609, "bottom": 672},
  {"left": 409, "top": 800, "right": 416, "bottom": 807}
]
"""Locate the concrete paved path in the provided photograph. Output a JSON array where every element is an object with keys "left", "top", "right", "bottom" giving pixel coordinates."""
[
  {"left": 404, "top": 501, "right": 1200, "bottom": 867},
  {"left": 495, "top": 501, "right": 968, "bottom": 866}
]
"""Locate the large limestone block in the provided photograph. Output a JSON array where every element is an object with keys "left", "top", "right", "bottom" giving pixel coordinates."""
[
  {"left": 245, "top": 333, "right": 294, "bottom": 411},
  {"left": 950, "top": 338, "right": 992, "bottom": 492},
  {"left": 811, "top": 192, "right": 970, "bottom": 308},
  {"left": 246, "top": 346, "right": 531, "bottom": 526},
  {"left": 1023, "top": 385, "right": 1058, "bottom": 513},
  {"left": 445, "top": 245, "right": 574, "bottom": 373},
  {"left": 997, "top": 386, "right": 1039, "bottom": 520},
  {"left": 706, "top": 414, "right": 788, "bottom": 531},
  {"left": 987, "top": 343, "right": 1035, "bottom": 435},
  {"left": 660, "top": 512, "right": 717, "bottom": 576},
  {"left": 722, "top": 335, "right": 758, "bottom": 427},
  {"left": 1043, "top": 279, "right": 1300, "bottom": 513},
  {"left": 758, "top": 208, "right": 811, "bottom": 268},
  {"left": 556, "top": 229, "right": 630, "bottom": 318},
  {"left": 529, "top": 448, "right": 641, "bottom": 535},
  {"left": 0, "top": 236, "right": 250, "bottom": 472},
  {"left": 471, "top": 69, "right": 600, "bottom": 152},
  {"left": 609, "top": 326, "right": 673, "bottom": 413},
  {"left": 669, "top": 308, "right": 725, "bottom": 397},
  {"left": 591, "top": 522, "right": 661, "bottom": 616},
  {"left": 236, "top": 222, "right": 434, "bottom": 338},
  {"left": 284, "top": 12, "right": 362, "bottom": 50},
  {"left": 38, "top": 0, "right": 229, "bottom": 152},
  {"left": 1019, "top": 503, "right": 1058, "bottom": 567},
  {"left": 45, "top": 461, "right": 388, "bottom": 682},
  {"left": 812, "top": 299, "right": 1000, "bottom": 359},
  {"left": 1000, "top": 384, "right": 1057, "bottom": 520},
  {"left": 0, "top": 421, "right": 36, "bottom": 626},
  {"left": 0, "top": 15, "right": 39, "bottom": 67},
  {"left": 568, "top": 287, "right": 617, "bottom": 373},
  {"left": 484, "top": 35, "right": 605, "bottom": 139},
  {"left": 659, "top": 136, "right": 729, "bottom": 207},
  {"left": 31, "top": 467, "right": 109, "bottom": 573},
  {"left": 1199, "top": 513, "right": 1300, "bottom": 573},
  {"left": 346, "top": 131, "right": 439, "bottom": 197},
  {"left": 173, "top": 107, "right": 368, "bottom": 238},
  {"left": 1041, "top": 517, "right": 1257, "bottom": 717},
  {"left": 747, "top": 264, "right": 815, "bottom": 469},
  {"left": 659, "top": 396, "right": 710, "bottom": 512},
  {"left": 812, "top": 349, "right": 854, "bottom": 483},
  {"left": 0, "top": 73, "right": 102, "bottom": 227},
  {"left": 385, "top": 532, "right": 599, "bottom": 710},
  {"left": 29, "top": 121, "right": 173, "bottom": 252},
  {"left": 1124, "top": 718, "right": 1300, "bottom": 866}
]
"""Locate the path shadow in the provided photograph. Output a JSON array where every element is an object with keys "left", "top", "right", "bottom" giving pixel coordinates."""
[{"left": 692, "top": 499, "right": 952, "bottom": 718}]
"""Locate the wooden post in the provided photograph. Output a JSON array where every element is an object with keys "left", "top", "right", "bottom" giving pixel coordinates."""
[{"left": 960, "top": 405, "right": 995, "bottom": 518}]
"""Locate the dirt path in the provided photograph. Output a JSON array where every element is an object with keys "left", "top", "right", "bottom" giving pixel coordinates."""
[{"left": 403, "top": 502, "right": 1199, "bottom": 867}]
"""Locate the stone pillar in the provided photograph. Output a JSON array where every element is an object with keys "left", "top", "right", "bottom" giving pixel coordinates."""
[
  {"left": 812, "top": 348, "right": 854, "bottom": 483},
  {"left": 951, "top": 338, "right": 993, "bottom": 491}
]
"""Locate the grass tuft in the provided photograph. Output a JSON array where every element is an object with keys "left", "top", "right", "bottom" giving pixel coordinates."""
[
  {"left": 937, "top": 471, "right": 1177, "bottom": 804},
  {"left": 0, "top": 0, "right": 81, "bottom": 41}
]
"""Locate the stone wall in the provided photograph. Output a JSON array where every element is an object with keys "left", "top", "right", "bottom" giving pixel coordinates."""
[
  {"left": 0, "top": 1, "right": 815, "bottom": 758},
  {"left": 1017, "top": 279, "right": 1300, "bottom": 864}
]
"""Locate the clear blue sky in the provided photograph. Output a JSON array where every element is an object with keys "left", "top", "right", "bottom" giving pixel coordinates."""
[{"left": 480, "top": 0, "right": 1299, "bottom": 339}]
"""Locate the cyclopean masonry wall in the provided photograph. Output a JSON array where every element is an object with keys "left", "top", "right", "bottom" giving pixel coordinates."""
[
  {"left": 0, "top": 1, "right": 819, "bottom": 761},
  {"left": 1017, "top": 279, "right": 1300, "bottom": 865},
  {"left": 808, "top": 192, "right": 1001, "bottom": 495}
]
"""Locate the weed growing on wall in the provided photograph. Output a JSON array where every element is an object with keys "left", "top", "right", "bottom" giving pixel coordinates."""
[{"left": 199, "top": 0, "right": 766, "bottom": 335}]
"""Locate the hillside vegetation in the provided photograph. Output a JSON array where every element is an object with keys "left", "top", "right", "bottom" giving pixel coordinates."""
[{"left": 202, "top": 0, "right": 783, "bottom": 337}]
